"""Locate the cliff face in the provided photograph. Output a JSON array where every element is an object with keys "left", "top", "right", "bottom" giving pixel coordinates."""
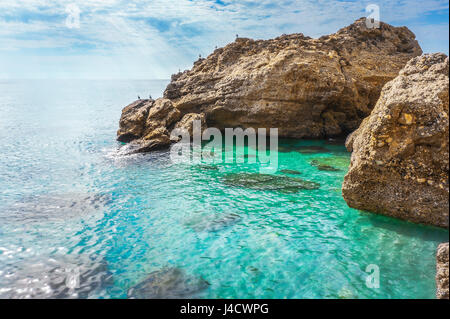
[
  {"left": 118, "top": 18, "right": 421, "bottom": 150},
  {"left": 436, "top": 242, "right": 449, "bottom": 299},
  {"left": 164, "top": 18, "right": 421, "bottom": 138},
  {"left": 342, "top": 53, "right": 449, "bottom": 228}
]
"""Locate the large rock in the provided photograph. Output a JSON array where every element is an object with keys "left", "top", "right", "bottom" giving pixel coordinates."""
[
  {"left": 117, "top": 98, "right": 180, "bottom": 152},
  {"left": 342, "top": 53, "right": 449, "bottom": 228},
  {"left": 117, "top": 99, "right": 153, "bottom": 142},
  {"left": 164, "top": 18, "right": 421, "bottom": 138},
  {"left": 436, "top": 242, "right": 449, "bottom": 299}
]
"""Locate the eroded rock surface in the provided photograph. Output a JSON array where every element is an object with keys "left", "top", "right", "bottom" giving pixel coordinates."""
[
  {"left": 343, "top": 53, "right": 449, "bottom": 228},
  {"left": 118, "top": 19, "right": 421, "bottom": 151},
  {"left": 436, "top": 242, "right": 449, "bottom": 299}
]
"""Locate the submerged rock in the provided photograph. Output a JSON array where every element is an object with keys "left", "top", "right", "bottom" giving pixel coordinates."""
[
  {"left": 3, "top": 193, "right": 111, "bottom": 223},
  {"left": 310, "top": 160, "right": 341, "bottom": 172},
  {"left": 184, "top": 212, "right": 241, "bottom": 232},
  {"left": 277, "top": 145, "right": 330, "bottom": 154},
  {"left": 127, "top": 267, "right": 209, "bottom": 299},
  {"left": 118, "top": 19, "right": 421, "bottom": 152},
  {"left": 310, "top": 156, "right": 351, "bottom": 170},
  {"left": 436, "top": 242, "right": 449, "bottom": 299},
  {"left": 0, "top": 256, "right": 113, "bottom": 299},
  {"left": 198, "top": 165, "right": 219, "bottom": 171},
  {"left": 223, "top": 172, "right": 320, "bottom": 193},
  {"left": 296, "top": 146, "right": 331, "bottom": 154},
  {"left": 280, "top": 169, "right": 302, "bottom": 175},
  {"left": 343, "top": 53, "right": 449, "bottom": 228}
]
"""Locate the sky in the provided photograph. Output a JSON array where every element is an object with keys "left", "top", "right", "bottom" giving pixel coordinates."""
[{"left": 0, "top": 0, "right": 448, "bottom": 79}]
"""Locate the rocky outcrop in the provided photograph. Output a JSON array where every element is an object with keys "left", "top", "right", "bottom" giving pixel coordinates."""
[
  {"left": 436, "top": 242, "right": 449, "bottom": 299},
  {"left": 164, "top": 18, "right": 421, "bottom": 138},
  {"left": 342, "top": 53, "right": 449, "bottom": 228},
  {"left": 117, "top": 98, "right": 181, "bottom": 152},
  {"left": 118, "top": 18, "right": 421, "bottom": 150}
]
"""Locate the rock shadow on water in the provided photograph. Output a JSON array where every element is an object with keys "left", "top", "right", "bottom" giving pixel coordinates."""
[
  {"left": 0, "top": 256, "right": 113, "bottom": 299},
  {"left": 127, "top": 267, "right": 209, "bottom": 299},
  {"left": 2, "top": 193, "right": 111, "bottom": 223},
  {"left": 222, "top": 172, "right": 320, "bottom": 193},
  {"left": 184, "top": 212, "right": 241, "bottom": 232}
]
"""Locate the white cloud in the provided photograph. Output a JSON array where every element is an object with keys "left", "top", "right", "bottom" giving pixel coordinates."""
[{"left": 0, "top": 0, "right": 448, "bottom": 79}]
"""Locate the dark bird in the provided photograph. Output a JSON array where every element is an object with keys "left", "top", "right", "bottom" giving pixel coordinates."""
[{"left": 138, "top": 95, "right": 140, "bottom": 100}]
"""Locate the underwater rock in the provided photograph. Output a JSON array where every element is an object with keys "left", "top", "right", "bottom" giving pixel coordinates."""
[
  {"left": 127, "top": 267, "right": 209, "bottom": 299},
  {"left": 222, "top": 172, "right": 320, "bottom": 193},
  {"left": 310, "top": 160, "right": 341, "bottom": 172},
  {"left": 277, "top": 145, "right": 330, "bottom": 154},
  {"left": 296, "top": 146, "right": 331, "bottom": 154},
  {"left": 184, "top": 212, "right": 241, "bottom": 232},
  {"left": 3, "top": 193, "right": 111, "bottom": 223},
  {"left": 436, "top": 242, "right": 449, "bottom": 299},
  {"left": 280, "top": 169, "right": 301, "bottom": 175},
  {"left": 0, "top": 256, "right": 113, "bottom": 299},
  {"left": 198, "top": 165, "right": 219, "bottom": 171},
  {"left": 343, "top": 53, "right": 449, "bottom": 228}
]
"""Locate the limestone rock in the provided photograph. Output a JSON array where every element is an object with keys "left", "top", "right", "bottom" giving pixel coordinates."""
[
  {"left": 342, "top": 53, "right": 449, "bottom": 228},
  {"left": 164, "top": 18, "right": 421, "bottom": 138},
  {"left": 117, "top": 99, "right": 153, "bottom": 142},
  {"left": 172, "top": 112, "right": 207, "bottom": 140},
  {"left": 117, "top": 98, "right": 180, "bottom": 151},
  {"left": 436, "top": 242, "right": 449, "bottom": 299},
  {"left": 142, "top": 98, "right": 181, "bottom": 139}
]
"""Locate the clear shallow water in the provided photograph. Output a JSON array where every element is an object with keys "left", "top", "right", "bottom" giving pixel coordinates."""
[{"left": 0, "top": 80, "right": 447, "bottom": 299}]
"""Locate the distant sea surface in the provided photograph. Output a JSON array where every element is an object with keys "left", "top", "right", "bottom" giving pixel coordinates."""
[{"left": 0, "top": 80, "right": 447, "bottom": 299}]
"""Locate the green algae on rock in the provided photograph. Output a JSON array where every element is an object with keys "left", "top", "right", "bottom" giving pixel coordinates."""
[{"left": 222, "top": 172, "right": 320, "bottom": 193}]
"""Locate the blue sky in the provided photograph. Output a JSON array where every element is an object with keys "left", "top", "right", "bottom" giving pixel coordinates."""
[{"left": 0, "top": 0, "right": 448, "bottom": 79}]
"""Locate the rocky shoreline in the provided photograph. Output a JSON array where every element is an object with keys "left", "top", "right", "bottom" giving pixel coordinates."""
[{"left": 117, "top": 19, "right": 448, "bottom": 298}]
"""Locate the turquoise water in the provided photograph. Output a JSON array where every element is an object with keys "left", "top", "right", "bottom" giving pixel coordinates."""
[{"left": 0, "top": 80, "right": 447, "bottom": 299}]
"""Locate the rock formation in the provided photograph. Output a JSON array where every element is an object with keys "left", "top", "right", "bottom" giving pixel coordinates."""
[
  {"left": 118, "top": 18, "right": 421, "bottom": 151},
  {"left": 436, "top": 242, "right": 449, "bottom": 299},
  {"left": 343, "top": 53, "right": 449, "bottom": 228}
]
